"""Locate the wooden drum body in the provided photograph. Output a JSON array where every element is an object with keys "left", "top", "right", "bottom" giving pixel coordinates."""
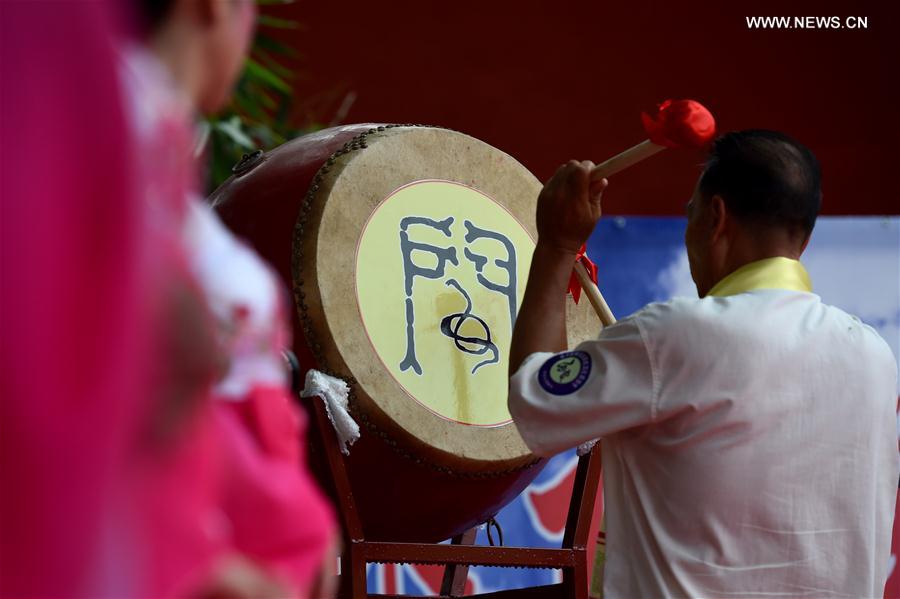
[{"left": 211, "top": 125, "right": 595, "bottom": 542}]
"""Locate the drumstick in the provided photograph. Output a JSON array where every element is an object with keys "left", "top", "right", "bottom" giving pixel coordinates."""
[
  {"left": 573, "top": 261, "right": 616, "bottom": 327},
  {"left": 589, "top": 99, "right": 716, "bottom": 182},
  {"left": 589, "top": 140, "right": 665, "bottom": 183},
  {"left": 575, "top": 99, "right": 717, "bottom": 325}
]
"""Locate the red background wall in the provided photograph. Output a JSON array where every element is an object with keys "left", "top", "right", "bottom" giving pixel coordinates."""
[{"left": 273, "top": 0, "right": 897, "bottom": 216}]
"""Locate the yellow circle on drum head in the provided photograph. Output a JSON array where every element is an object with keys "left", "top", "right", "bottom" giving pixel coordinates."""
[{"left": 356, "top": 180, "right": 534, "bottom": 426}]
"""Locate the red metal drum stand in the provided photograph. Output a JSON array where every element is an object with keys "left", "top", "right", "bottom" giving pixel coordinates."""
[{"left": 304, "top": 396, "right": 603, "bottom": 598}]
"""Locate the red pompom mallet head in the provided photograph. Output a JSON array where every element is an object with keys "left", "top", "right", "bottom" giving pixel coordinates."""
[
  {"left": 576, "top": 99, "right": 717, "bottom": 325},
  {"left": 641, "top": 99, "right": 716, "bottom": 149}
]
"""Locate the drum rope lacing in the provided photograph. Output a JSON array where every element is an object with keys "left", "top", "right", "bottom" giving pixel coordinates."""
[
  {"left": 291, "top": 124, "right": 542, "bottom": 480},
  {"left": 485, "top": 517, "right": 504, "bottom": 547}
]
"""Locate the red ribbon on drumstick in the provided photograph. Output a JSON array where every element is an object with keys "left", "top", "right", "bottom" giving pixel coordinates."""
[
  {"left": 567, "top": 244, "right": 598, "bottom": 305},
  {"left": 571, "top": 99, "right": 716, "bottom": 326}
]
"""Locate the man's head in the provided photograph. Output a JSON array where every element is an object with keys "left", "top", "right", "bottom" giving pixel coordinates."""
[
  {"left": 684, "top": 129, "right": 822, "bottom": 296},
  {"left": 135, "top": 0, "right": 256, "bottom": 113}
]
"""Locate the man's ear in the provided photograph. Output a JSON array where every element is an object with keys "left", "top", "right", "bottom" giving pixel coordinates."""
[{"left": 709, "top": 194, "right": 728, "bottom": 243}]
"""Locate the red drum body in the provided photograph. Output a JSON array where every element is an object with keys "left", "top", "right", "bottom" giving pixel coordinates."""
[{"left": 211, "top": 125, "right": 595, "bottom": 542}]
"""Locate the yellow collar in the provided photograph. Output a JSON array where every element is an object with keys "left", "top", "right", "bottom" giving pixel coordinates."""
[{"left": 708, "top": 257, "right": 812, "bottom": 297}]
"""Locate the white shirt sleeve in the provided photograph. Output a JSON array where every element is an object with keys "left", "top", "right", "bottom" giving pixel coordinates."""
[{"left": 508, "top": 315, "right": 656, "bottom": 457}]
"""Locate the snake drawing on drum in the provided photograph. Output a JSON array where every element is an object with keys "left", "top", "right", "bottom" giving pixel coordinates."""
[{"left": 211, "top": 124, "right": 597, "bottom": 543}]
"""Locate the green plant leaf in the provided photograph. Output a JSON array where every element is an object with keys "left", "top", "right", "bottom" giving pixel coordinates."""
[
  {"left": 257, "top": 15, "right": 299, "bottom": 29},
  {"left": 214, "top": 117, "right": 256, "bottom": 149},
  {"left": 254, "top": 34, "right": 299, "bottom": 59},
  {"left": 243, "top": 58, "right": 292, "bottom": 94},
  {"left": 204, "top": 7, "right": 325, "bottom": 193},
  {"left": 252, "top": 48, "right": 296, "bottom": 79}
]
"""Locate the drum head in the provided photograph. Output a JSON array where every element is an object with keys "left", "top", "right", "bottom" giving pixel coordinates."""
[{"left": 295, "top": 125, "right": 597, "bottom": 474}]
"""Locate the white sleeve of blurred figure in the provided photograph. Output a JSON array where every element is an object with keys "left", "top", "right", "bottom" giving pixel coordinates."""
[
  {"left": 508, "top": 316, "right": 655, "bottom": 457},
  {"left": 182, "top": 199, "right": 288, "bottom": 399}
]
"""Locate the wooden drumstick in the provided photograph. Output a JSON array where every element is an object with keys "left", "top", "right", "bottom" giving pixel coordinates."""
[
  {"left": 573, "top": 261, "right": 617, "bottom": 327},
  {"left": 589, "top": 140, "right": 665, "bottom": 184},
  {"left": 575, "top": 99, "right": 717, "bottom": 325}
]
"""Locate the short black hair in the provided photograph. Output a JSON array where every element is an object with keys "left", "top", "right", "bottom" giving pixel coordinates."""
[{"left": 698, "top": 129, "right": 822, "bottom": 236}]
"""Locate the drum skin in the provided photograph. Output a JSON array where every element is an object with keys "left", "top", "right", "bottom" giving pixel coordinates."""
[{"left": 210, "top": 124, "right": 592, "bottom": 542}]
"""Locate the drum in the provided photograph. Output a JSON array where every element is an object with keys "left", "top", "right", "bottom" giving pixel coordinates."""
[{"left": 210, "top": 124, "right": 597, "bottom": 542}]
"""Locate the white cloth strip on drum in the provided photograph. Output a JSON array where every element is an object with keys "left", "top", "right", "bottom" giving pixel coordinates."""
[
  {"left": 576, "top": 439, "right": 597, "bottom": 457},
  {"left": 300, "top": 369, "right": 360, "bottom": 455}
]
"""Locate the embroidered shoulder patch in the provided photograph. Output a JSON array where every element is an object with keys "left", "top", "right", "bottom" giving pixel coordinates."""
[{"left": 538, "top": 351, "right": 592, "bottom": 395}]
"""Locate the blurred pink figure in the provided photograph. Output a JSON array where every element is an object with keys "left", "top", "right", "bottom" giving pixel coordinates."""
[
  {"left": 0, "top": 2, "right": 149, "bottom": 597},
  {"left": 123, "top": 0, "right": 336, "bottom": 595},
  {"left": 119, "top": 35, "right": 229, "bottom": 599}
]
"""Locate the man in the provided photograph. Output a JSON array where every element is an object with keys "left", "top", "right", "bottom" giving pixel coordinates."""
[{"left": 508, "top": 130, "right": 899, "bottom": 596}]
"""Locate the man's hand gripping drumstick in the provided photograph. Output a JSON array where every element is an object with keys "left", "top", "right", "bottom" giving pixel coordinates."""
[
  {"left": 509, "top": 161, "right": 608, "bottom": 374},
  {"left": 510, "top": 99, "right": 716, "bottom": 374}
]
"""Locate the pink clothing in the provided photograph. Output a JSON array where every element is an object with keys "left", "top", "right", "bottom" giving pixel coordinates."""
[
  {"left": 0, "top": 2, "right": 148, "bottom": 597},
  {"left": 128, "top": 404, "right": 227, "bottom": 598},
  {"left": 216, "top": 388, "right": 335, "bottom": 591}
]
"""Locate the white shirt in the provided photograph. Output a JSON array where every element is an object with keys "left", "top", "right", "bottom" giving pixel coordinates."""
[{"left": 510, "top": 287, "right": 898, "bottom": 597}]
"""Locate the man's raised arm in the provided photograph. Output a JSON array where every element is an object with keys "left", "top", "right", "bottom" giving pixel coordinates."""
[{"left": 508, "top": 161, "right": 607, "bottom": 375}]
